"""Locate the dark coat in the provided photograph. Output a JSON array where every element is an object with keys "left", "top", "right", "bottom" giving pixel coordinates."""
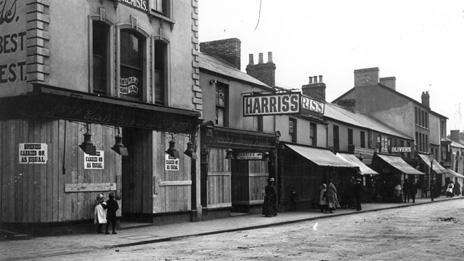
[
  {"left": 106, "top": 198, "right": 119, "bottom": 221},
  {"left": 262, "top": 184, "right": 277, "bottom": 216}
]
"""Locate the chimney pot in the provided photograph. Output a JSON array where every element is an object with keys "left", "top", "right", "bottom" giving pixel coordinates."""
[
  {"left": 313, "top": 76, "right": 318, "bottom": 83},
  {"left": 319, "top": 75, "right": 323, "bottom": 83},
  {"left": 268, "top": 52, "right": 273, "bottom": 63},
  {"left": 248, "top": 54, "right": 254, "bottom": 65},
  {"left": 258, "top": 53, "right": 263, "bottom": 64},
  {"left": 308, "top": 76, "right": 313, "bottom": 84}
]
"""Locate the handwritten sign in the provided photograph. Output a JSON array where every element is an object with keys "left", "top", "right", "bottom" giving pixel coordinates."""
[
  {"left": 119, "top": 76, "right": 139, "bottom": 95},
  {"left": 165, "top": 154, "right": 179, "bottom": 171},
  {"left": 84, "top": 150, "right": 104, "bottom": 169},
  {"left": 19, "top": 143, "right": 48, "bottom": 164},
  {"left": 0, "top": 0, "right": 27, "bottom": 91}
]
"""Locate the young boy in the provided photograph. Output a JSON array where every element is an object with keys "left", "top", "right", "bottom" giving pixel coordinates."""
[
  {"left": 105, "top": 192, "right": 119, "bottom": 234},
  {"left": 94, "top": 193, "right": 107, "bottom": 233}
]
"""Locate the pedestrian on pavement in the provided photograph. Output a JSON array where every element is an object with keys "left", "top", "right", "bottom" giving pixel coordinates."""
[
  {"left": 94, "top": 193, "right": 107, "bottom": 234},
  {"left": 262, "top": 177, "right": 277, "bottom": 217},
  {"left": 353, "top": 178, "right": 363, "bottom": 211},
  {"left": 409, "top": 179, "right": 417, "bottom": 203},
  {"left": 402, "top": 179, "right": 410, "bottom": 203},
  {"left": 453, "top": 179, "right": 461, "bottom": 196},
  {"left": 326, "top": 181, "right": 340, "bottom": 213},
  {"left": 319, "top": 183, "right": 328, "bottom": 213},
  {"left": 446, "top": 182, "right": 454, "bottom": 197},
  {"left": 105, "top": 192, "right": 119, "bottom": 234}
]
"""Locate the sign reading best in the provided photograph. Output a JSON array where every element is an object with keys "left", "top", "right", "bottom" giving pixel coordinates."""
[
  {"left": 0, "top": 0, "right": 27, "bottom": 89},
  {"left": 243, "top": 92, "right": 325, "bottom": 117}
]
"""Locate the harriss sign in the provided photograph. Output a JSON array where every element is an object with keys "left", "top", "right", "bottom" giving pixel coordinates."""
[{"left": 243, "top": 93, "right": 324, "bottom": 116}]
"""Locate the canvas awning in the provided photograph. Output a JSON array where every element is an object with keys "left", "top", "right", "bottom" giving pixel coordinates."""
[
  {"left": 286, "top": 144, "right": 357, "bottom": 168},
  {"left": 447, "top": 169, "right": 464, "bottom": 179},
  {"left": 336, "top": 153, "right": 378, "bottom": 175},
  {"left": 417, "top": 154, "right": 448, "bottom": 174},
  {"left": 376, "top": 154, "right": 424, "bottom": 175}
]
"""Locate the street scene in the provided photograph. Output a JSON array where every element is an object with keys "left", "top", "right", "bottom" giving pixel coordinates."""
[{"left": 1, "top": 0, "right": 464, "bottom": 260}]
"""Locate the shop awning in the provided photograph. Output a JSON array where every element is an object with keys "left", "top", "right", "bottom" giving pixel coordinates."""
[
  {"left": 286, "top": 144, "right": 357, "bottom": 168},
  {"left": 417, "top": 154, "right": 448, "bottom": 174},
  {"left": 376, "top": 154, "right": 424, "bottom": 175},
  {"left": 336, "top": 153, "right": 378, "bottom": 175},
  {"left": 447, "top": 169, "right": 464, "bottom": 179},
  {"left": 0, "top": 84, "right": 201, "bottom": 133}
]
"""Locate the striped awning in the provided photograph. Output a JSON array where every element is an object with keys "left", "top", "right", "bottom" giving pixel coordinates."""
[
  {"left": 417, "top": 154, "right": 448, "bottom": 174},
  {"left": 376, "top": 154, "right": 424, "bottom": 175},
  {"left": 337, "top": 153, "right": 378, "bottom": 175},
  {"left": 286, "top": 144, "right": 357, "bottom": 168}
]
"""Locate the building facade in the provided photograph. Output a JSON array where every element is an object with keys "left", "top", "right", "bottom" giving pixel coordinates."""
[{"left": 0, "top": 0, "right": 202, "bottom": 228}]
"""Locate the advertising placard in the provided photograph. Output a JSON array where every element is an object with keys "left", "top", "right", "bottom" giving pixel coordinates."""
[
  {"left": 243, "top": 93, "right": 300, "bottom": 116},
  {"left": 235, "top": 152, "right": 264, "bottom": 160},
  {"left": 84, "top": 150, "right": 104, "bottom": 170},
  {"left": 18, "top": 143, "right": 48, "bottom": 164},
  {"left": 165, "top": 154, "right": 179, "bottom": 171}
]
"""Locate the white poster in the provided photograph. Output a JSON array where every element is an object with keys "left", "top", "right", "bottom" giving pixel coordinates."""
[
  {"left": 84, "top": 150, "right": 104, "bottom": 169},
  {"left": 18, "top": 143, "right": 48, "bottom": 164},
  {"left": 165, "top": 154, "right": 179, "bottom": 171}
]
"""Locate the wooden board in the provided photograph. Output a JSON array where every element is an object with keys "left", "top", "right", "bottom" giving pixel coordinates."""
[{"left": 65, "top": 183, "right": 117, "bottom": 192}]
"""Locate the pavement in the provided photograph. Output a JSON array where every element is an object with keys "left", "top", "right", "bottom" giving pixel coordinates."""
[{"left": 0, "top": 196, "right": 462, "bottom": 261}]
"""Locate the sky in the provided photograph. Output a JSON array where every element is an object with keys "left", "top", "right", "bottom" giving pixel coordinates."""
[{"left": 198, "top": 0, "right": 464, "bottom": 132}]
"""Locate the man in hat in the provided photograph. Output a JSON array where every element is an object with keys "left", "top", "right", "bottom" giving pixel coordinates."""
[
  {"left": 353, "top": 178, "right": 363, "bottom": 211},
  {"left": 262, "top": 177, "right": 277, "bottom": 217}
]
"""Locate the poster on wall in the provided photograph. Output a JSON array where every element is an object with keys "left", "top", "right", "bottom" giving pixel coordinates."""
[
  {"left": 84, "top": 150, "right": 104, "bottom": 170},
  {"left": 165, "top": 154, "right": 179, "bottom": 171},
  {"left": 18, "top": 143, "right": 48, "bottom": 164}
]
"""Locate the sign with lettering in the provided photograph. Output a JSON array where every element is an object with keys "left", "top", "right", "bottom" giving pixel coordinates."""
[
  {"left": 391, "top": 147, "right": 412, "bottom": 153},
  {"left": 119, "top": 76, "right": 139, "bottom": 95},
  {"left": 165, "top": 154, "right": 179, "bottom": 171},
  {"left": 118, "top": 0, "right": 149, "bottom": 12},
  {"left": 0, "top": 0, "right": 27, "bottom": 93},
  {"left": 19, "top": 143, "right": 48, "bottom": 164},
  {"left": 243, "top": 93, "right": 300, "bottom": 116},
  {"left": 84, "top": 150, "right": 104, "bottom": 169},
  {"left": 235, "top": 152, "right": 264, "bottom": 160},
  {"left": 243, "top": 92, "right": 325, "bottom": 117}
]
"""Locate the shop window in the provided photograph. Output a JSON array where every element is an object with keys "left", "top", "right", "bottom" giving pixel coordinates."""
[
  {"left": 215, "top": 83, "right": 228, "bottom": 127},
  {"left": 360, "top": 131, "right": 365, "bottom": 148},
  {"left": 120, "top": 29, "right": 144, "bottom": 101},
  {"left": 150, "top": 0, "right": 170, "bottom": 17},
  {"left": 289, "top": 118, "right": 297, "bottom": 143},
  {"left": 155, "top": 40, "right": 168, "bottom": 105},
  {"left": 92, "top": 21, "right": 109, "bottom": 95},
  {"left": 376, "top": 135, "right": 381, "bottom": 152},
  {"left": 310, "top": 122, "right": 317, "bottom": 146},
  {"left": 333, "top": 125, "right": 339, "bottom": 152},
  {"left": 415, "top": 107, "right": 418, "bottom": 125}
]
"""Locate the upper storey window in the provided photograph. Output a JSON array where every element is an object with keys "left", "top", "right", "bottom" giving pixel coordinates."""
[
  {"left": 120, "top": 30, "right": 144, "bottom": 101},
  {"left": 92, "top": 21, "right": 109, "bottom": 95},
  {"left": 150, "top": 0, "right": 170, "bottom": 17}
]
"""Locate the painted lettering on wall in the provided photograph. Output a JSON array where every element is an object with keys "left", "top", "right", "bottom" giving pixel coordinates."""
[
  {"left": 84, "top": 150, "right": 104, "bottom": 170},
  {"left": 118, "top": 0, "right": 148, "bottom": 12},
  {"left": 120, "top": 76, "right": 139, "bottom": 95},
  {"left": 243, "top": 93, "right": 300, "bottom": 116},
  {"left": 165, "top": 154, "right": 179, "bottom": 171},
  {"left": 0, "top": 0, "right": 26, "bottom": 86},
  {"left": 19, "top": 143, "right": 48, "bottom": 164}
]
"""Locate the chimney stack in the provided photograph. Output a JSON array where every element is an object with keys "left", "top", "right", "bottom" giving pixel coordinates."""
[
  {"left": 246, "top": 51, "right": 276, "bottom": 87},
  {"left": 421, "top": 91, "right": 430, "bottom": 108},
  {"left": 200, "top": 38, "right": 241, "bottom": 69},
  {"left": 354, "top": 67, "right": 379, "bottom": 87},
  {"left": 302, "top": 74, "right": 326, "bottom": 101},
  {"left": 450, "top": 130, "right": 461, "bottom": 142},
  {"left": 379, "top": 77, "right": 396, "bottom": 90}
]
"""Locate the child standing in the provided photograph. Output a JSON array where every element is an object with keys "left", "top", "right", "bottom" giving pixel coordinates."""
[
  {"left": 94, "top": 193, "right": 107, "bottom": 233},
  {"left": 105, "top": 192, "right": 119, "bottom": 234}
]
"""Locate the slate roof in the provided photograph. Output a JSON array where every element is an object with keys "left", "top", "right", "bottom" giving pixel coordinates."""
[
  {"left": 324, "top": 102, "right": 412, "bottom": 140},
  {"left": 199, "top": 53, "right": 272, "bottom": 90}
]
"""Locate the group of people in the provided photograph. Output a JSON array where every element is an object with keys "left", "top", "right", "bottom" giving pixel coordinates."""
[
  {"left": 320, "top": 178, "right": 364, "bottom": 213},
  {"left": 94, "top": 192, "right": 119, "bottom": 234},
  {"left": 402, "top": 178, "right": 418, "bottom": 203}
]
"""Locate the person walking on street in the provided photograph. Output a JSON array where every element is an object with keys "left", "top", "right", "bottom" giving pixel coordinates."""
[
  {"left": 105, "top": 192, "right": 119, "bottom": 234},
  {"left": 262, "top": 177, "right": 277, "bottom": 217},
  {"left": 353, "top": 178, "right": 363, "bottom": 211},
  {"left": 409, "top": 179, "right": 417, "bottom": 203},
  {"left": 94, "top": 193, "right": 107, "bottom": 234},
  {"left": 402, "top": 179, "right": 410, "bottom": 203},
  {"left": 319, "top": 184, "right": 328, "bottom": 213},
  {"left": 326, "top": 181, "right": 340, "bottom": 213}
]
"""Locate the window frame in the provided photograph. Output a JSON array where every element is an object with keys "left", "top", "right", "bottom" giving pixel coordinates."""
[
  {"left": 149, "top": 0, "right": 173, "bottom": 20},
  {"left": 309, "top": 122, "right": 317, "bottom": 147},
  {"left": 360, "top": 131, "right": 365, "bottom": 148},
  {"left": 333, "top": 125, "right": 339, "bottom": 152},
  {"left": 153, "top": 38, "right": 169, "bottom": 105},
  {"left": 215, "top": 82, "right": 228, "bottom": 127},
  {"left": 289, "top": 118, "right": 297, "bottom": 143}
]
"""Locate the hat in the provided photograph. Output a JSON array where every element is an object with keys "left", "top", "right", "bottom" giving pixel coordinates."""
[{"left": 268, "top": 177, "right": 275, "bottom": 182}]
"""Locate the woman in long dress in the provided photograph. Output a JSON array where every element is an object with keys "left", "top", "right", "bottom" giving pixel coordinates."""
[{"left": 326, "top": 181, "right": 340, "bottom": 213}]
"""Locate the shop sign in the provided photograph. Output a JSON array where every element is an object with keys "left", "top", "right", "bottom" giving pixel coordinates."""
[
  {"left": 301, "top": 95, "right": 325, "bottom": 114},
  {"left": 18, "top": 143, "right": 48, "bottom": 164},
  {"left": 84, "top": 150, "right": 104, "bottom": 169},
  {"left": 235, "top": 152, "right": 263, "bottom": 160},
  {"left": 118, "top": 0, "right": 149, "bottom": 12},
  {"left": 243, "top": 93, "right": 300, "bottom": 116},
  {"left": 119, "top": 76, "right": 139, "bottom": 95},
  {"left": 0, "top": 0, "right": 27, "bottom": 90},
  {"left": 391, "top": 147, "right": 412, "bottom": 153},
  {"left": 165, "top": 154, "right": 179, "bottom": 171}
]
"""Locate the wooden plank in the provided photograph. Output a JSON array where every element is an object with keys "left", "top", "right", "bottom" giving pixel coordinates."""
[
  {"left": 232, "top": 200, "right": 264, "bottom": 205},
  {"left": 208, "top": 172, "right": 231, "bottom": 176},
  {"left": 159, "top": 180, "right": 192, "bottom": 186},
  {"left": 65, "top": 183, "right": 117, "bottom": 192},
  {"left": 207, "top": 203, "right": 232, "bottom": 209}
]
